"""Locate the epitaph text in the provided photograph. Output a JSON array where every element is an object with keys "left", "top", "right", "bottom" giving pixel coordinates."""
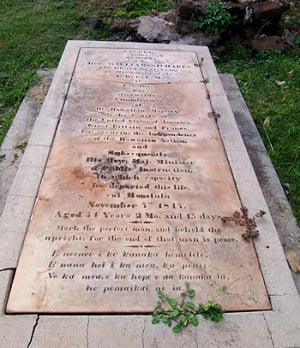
[{"left": 7, "top": 47, "right": 270, "bottom": 313}]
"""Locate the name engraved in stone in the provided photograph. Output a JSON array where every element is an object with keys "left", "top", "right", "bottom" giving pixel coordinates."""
[{"left": 7, "top": 45, "right": 271, "bottom": 314}]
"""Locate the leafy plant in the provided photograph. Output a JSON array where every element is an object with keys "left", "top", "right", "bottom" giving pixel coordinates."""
[
  {"left": 201, "top": 78, "right": 210, "bottom": 84},
  {"left": 198, "top": 1, "right": 233, "bottom": 34},
  {"left": 152, "top": 282, "right": 223, "bottom": 333},
  {"left": 221, "top": 206, "right": 266, "bottom": 240}
]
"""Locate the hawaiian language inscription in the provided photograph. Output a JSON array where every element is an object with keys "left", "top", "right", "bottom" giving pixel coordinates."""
[{"left": 7, "top": 47, "right": 270, "bottom": 313}]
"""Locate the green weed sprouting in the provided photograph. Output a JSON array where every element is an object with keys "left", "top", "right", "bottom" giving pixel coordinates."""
[
  {"left": 14, "top": 141, "right": 28, "bottom": 153},
  {"left": 198, "top": 1, "right": 233, "bottom": 34},
  {"left": 152, "top": 282, "right": 223, "bottom": 333}
]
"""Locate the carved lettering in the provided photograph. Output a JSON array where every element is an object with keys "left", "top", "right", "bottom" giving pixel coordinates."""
[{"left": 7, "top": 46, "right": 270, "bottom": 314}]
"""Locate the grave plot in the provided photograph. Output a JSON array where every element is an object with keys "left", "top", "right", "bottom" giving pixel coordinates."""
[{"left": 7, "top": 45, "right": 270, "bottom": 313}]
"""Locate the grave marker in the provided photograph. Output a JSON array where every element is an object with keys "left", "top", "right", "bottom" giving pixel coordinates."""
[{"left": 7, "top": 44, "right": 270, "bottom": 313}]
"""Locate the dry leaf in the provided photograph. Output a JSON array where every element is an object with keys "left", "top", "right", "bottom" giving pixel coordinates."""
[
  {"left": 276, "top": 80, "right": 286, "bottom": 86},
  {"left": 285, "top": 250, "right": 300, "bottom": 272},
  {"left": 263, "top": 117, "right": 270, "bottom": 128},
  {"left": 287, "top": 70, "right": 295, "bottom": 77}
]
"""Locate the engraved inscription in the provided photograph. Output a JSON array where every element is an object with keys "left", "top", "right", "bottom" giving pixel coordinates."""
[{"left": 7, "top": 47, "right": 270, "bottom": 313}]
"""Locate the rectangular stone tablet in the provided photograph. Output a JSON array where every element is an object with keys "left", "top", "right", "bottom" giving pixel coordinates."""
[{"left": 7, "top": 43, "right": 271, "bottom": 313}]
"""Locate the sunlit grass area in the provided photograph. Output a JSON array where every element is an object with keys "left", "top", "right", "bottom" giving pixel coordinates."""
[{"left": 0, "top": 0, "right": 299, "bottom": 224}]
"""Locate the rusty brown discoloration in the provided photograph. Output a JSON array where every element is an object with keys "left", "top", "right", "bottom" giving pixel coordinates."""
[{"left": 7, "top": 47, "right": 270, "bottom": 314}]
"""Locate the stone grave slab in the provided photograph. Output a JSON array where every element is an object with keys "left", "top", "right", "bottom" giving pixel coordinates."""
[{"left": 7, "top": 44, "right": 271, "bottom": 313}]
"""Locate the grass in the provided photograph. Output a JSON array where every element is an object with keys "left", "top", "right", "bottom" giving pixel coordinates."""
[
  {"left": 124, "top": 0, "right": 174, "bottom": 17},
  {"left": 0, "top": 0, "right": 115, "bottom": 144},
  {"left": 0, "top": 1, "right": 299, "bottom": 224},
  {"left": 217, "top": 44, "right": 300, "bottom": 224}
]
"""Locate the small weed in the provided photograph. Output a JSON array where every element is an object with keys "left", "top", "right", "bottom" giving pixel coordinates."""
[
  {"left": 221, "top": 206, "right": 266, "bottom": 240},
  {"left": 198, "top": 1, "right": 233, "bottom": 34},
  {"left": 0, "top": 153, "right": 6, "bottom": 163},
  {"left": 201, "top": 78, "right": 210, "bottom": 84},
  {"left": 14, "top": 141, "right": 27, "bottom": 153},
  {"left": 152, "top": 282, "right": 223, "bottom": 333}
]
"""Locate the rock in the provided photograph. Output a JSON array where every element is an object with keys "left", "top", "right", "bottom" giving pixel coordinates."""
[
  {"left": 158, "top": 9, "right": 176, "bottom": 22},
  {"left": 175, "top": 18, "right": 199, "bottom": 34},
  {"left": 235, "top": 0, "right": 257, "bottom": 4},
  {"left": 281, "top": 28, "right": 295, "bottom": 48},
  {"left": 176, "top": 0, "right": 195, "bottom": 19},
  {"left": 215, "top": 45, "right": 227, "bottom": 55},
  {"left": 137, "top": 15, "right": 179, "bottom": 43},
  {"left": 125, "top": 35, "right": 134, "bottom": 41},
  {"left": 252, "top": 1, "right": 284, "bottom": 33},
  {"left": 109, "top": 18, "right": 127, "bottom": 33},
  {"left": 251, "top": 36, "right": 290, "bottom": 51},
  {"left": 253, "top": 1, "right": 284, "bottom": 22},
  {"left": 171, "top": 32, "right": 220, "bottom": 46},
  {"left": 176, "top": 0, "right": 208, "bottom": 18},
  {"left": 127, "top": 19, "right": 139, "bottom": 32},
  {"left": 175, "top": 0, "right": 209, "bottom": 33},
  {"left": 80, "top": 18, "right": 102, "bottom": 29},
  {"left": 231, "top": 0, "right": 284, "bottom": 35}
]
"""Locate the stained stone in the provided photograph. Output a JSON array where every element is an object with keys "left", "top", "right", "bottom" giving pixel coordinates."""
[{"left": 7, "top": 44, "right": 270, "bottom": 313}]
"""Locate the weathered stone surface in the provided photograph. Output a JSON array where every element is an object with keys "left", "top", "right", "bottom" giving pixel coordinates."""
[
  {"left": 265, "top": 294, "right": 300, "bottom": 347},
  {"left": 158, "top": 9, "right": 176, "bottom": 22},
  {"left": 0, "top": 195, "right": 36, "bottom": 268},
  {"left": 252, "top": 1, "right": 284, "bottom": 23},
  {"left": 281, "top": 28, "right": 295, "bottom": 47},
  {"left": 171, "top": 31, "right": 219, "bottom": 46},
  {"left": 0, "top": 42, "right": 300, "bottom": 347},
  {"left": 145, "top": 317, "right": 198, "bottom": 347},
  {"left": 0, "top": 68, "right": 54, "bottom": 214},
  {"left": 251, "top": 36, "right": 290, "bottom": 51},
  {"left": 109, "top": 18, "right": 127, "bottom": 32},
  {"left": 195, "top": 313, "right": 273, "bottom": 347},
  {"left": 88, "top": 316, "right": 145, "bottom": 348},
  {"left": 176, "top": 0, "right": 207, "bottom": 19},
  {"left": 137, "top": 15, "right": 179, "bottom": 42},
  {"left": 30, "top": 316, "right": 88, "bottom": 348},
  {"left": 238, "top": 0, "right": 284, "bottom": 35},
  {"left": 175, "top": 18, "right": 199, "bottom": 34},
  {"left": 177, "top": 0, "right": 195, "bottom": 19},
  {"left": 0, "top": 271, "right": 36, "bottom": 347},
  {"left": 7, "top": 45, "right": 270, "bottom": 314}
]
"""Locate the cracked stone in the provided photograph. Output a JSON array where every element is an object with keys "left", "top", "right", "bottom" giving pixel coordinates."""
[
  {"left": 0, "top": 270, "right": 36, "bottom": 347},
  {"left": 29, "top": 316, "right": 88, "bottom": 347}
]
